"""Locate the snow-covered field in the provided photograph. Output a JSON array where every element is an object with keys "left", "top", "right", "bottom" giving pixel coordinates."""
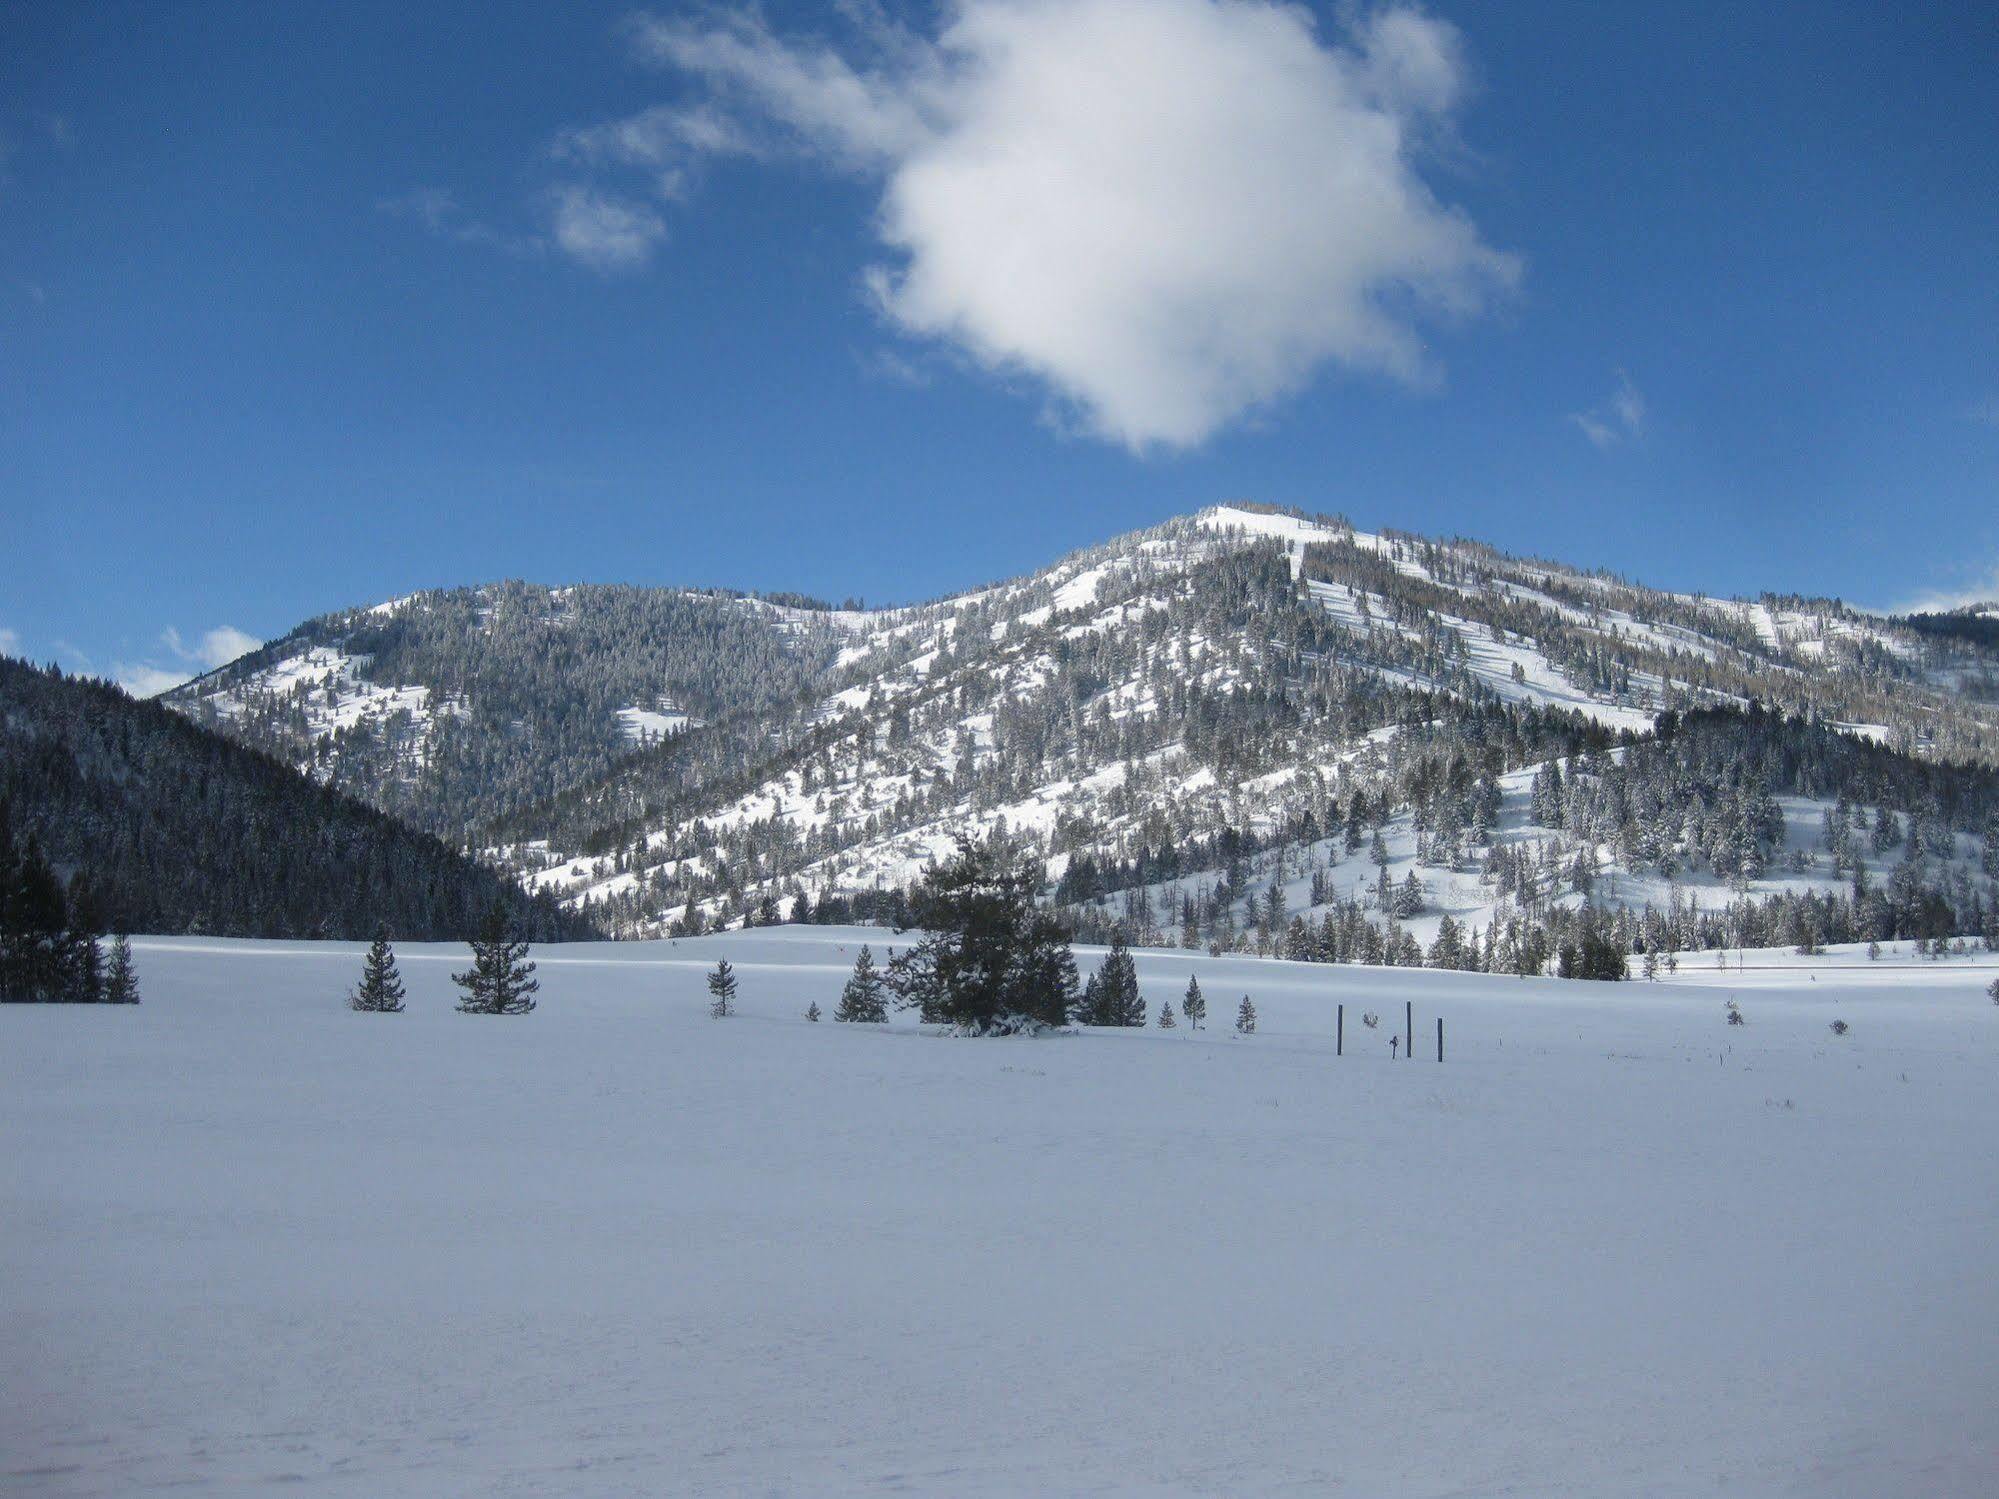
[{"left": 5, "top": 928, "right": 1997, "bottom": 1496}]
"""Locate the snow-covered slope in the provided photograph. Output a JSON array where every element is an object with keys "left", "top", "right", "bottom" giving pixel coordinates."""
[
  {"left": 494, "top": 507, "right": 1999, "bottom": 938},
  {"left": 166, "top": 580, "right": 857, "bottom": 834},
  {"left": 6, "top": 929, "right": 1996, "bottom": 1496},
  {"left": 161, "top": 505, "right": 1999, "bottom": 939}
]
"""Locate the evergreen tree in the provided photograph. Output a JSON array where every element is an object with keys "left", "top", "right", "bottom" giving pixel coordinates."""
[
  {"left": 1182, "top": 974, "right": 1206, "bottom": 1029},
  {"left": 1395, "top": 871, "right": 1424, "bottom": 919},
  {"left": 350, "top": 933, "right": 406, "bottom": 1012},
  {"left": 1235, "top": 995, "right": 1257, "bottom": 1034},
  {"left": 1158, "top": 999, "right": 1176, "bottom": 1028},
  {"left": 1083, "top": 928, "right": 1143, "bottom": 1026},
  {"left": 707, "top": 959, "right": 737, "bottom": 1018},
  {"left": 805, "top": 1000, "right": 821, "bottom": 1022},
  {"left": 884, "top": 834, "right": 1076, "bottom": 1032},
  {"left": 1988, "top": 976, "right": 1999, "bottom": 1005},
  {"left": 453, "top": 904, "right": 539, "bottom": 1015},
  {"left": 2, "top": 836, "right": 69, "bottom": 1002},
  {"left": 102, "top": 933, "right": 140, "bottom": 1005},
  {"left": 835, "top": 944, "right": 889, "bottom": 1022}
]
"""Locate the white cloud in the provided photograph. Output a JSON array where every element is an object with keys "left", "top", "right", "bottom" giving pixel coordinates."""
[
  {"left": 549, "top": 184, "right": 668, "bottom": 272},
  {"left": 1571, "top": 369, "right": 1645, "bottom": 450},
  {"left": 166, "top": 625, "right": 261, "bottom": 671},
  {"left": 114, "top": 624, "right": 262, "bottom": 699},
  {"left": 597, "top": 0, "right": 1517, "bottom": 449},
  {"left": 379, "top": 187, "right": 543, "bottom": 256},
  {"left": 553, "top": 104, "right": 756, "bottom": 198},
  {"left": 114, "top": 663, "right": 194, "bottom": 699},
  {"left": 0, "top": 627, "right": 20, "bottom": 656},
  {"left": 1883, "top": 563, "right": 1999, "bottom": 617}
]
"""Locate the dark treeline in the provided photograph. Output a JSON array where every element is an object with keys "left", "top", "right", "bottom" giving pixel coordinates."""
[{"left": 0, "top": 658, "right": 590, "bottom": 942}]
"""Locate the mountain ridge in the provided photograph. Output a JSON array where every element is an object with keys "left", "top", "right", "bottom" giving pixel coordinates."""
[{"left": 165, "top": 504, "right": 1999, "bottom": 952}]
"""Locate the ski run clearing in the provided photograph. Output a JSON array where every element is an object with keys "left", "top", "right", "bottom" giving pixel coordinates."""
[{"left": 5, "top": 928, "right": 1997, "bottom": 1497}]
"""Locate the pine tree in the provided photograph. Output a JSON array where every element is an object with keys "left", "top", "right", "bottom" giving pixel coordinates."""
[
  {"left": 835, "top": 944, "right": 888, "bottom": 1022},
  {"left": 1235, "top": 995, "right": 1257, "bottom": 1034},
  {"left": 3, "top": 835, "right": 60, "bottom": 1001},
  {"left": 1083, "top": 928, "right": 1144, "bottom": 1026},
  {"left": 1987, "top": 976, "right": 1999, "bottom": 1005},
  {"left": 884, "top": 834, "right": 1076, "bottom": 1032},
  {"left": 1158, "top": 999, "right": 1176, "bottom": 1028},
  {"left": 707, "top": 958, "right": 737, "bottom": 1018},
  {"left": 1395, "top": 871, "right": 1424, "bottom": 919},
  {"left": 453, "top": 903, "right": 538, "bottom": 1015},
  {"left": 805, "top": 1000, "right": 821, "bottom": 1022},
  {"left": 350, "top": 933, "right": 406, "bottom": 1012},
  {"left": 1182, "top": 974, "right": 1206, "bottom": 1029},
  {"left": 102, "top": 933, "right": 140, "bottom": 1005}
]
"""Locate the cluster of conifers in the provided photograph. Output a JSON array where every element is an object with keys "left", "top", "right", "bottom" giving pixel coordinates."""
[
  {"left": 0, "top": 827, "right": 140, "bottom": 1004},
  {"left": 774, "top": 941, "right": 1258, "bottom": 1034},
  {"left": 347, "top": 904, "right": 540, "bottom": 1015}
]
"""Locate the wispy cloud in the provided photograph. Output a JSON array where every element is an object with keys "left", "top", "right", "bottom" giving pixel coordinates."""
[
  {"left": 1570, "top": 370, "right": 1645, "bottom": 450},
  {"left": 547, "top": 184, "right": 668, "bottom": 272},
  {"left": 546, "top": 0, "right": 1517, "bottom": 450},
  {"left": 552, "top": 103, "right": 756, "bottom": 199},
  {"left": 114, "top": 625, "right": 262, "bottom": 699},
  {"left": 0, "top": 626, "right": 20, "bottom": 657},
  {"left": 1882, "top": 561, "right": 1999, "bottom": 617},
  {"left": 378, "top": 187, "right": 544, "bottom": 256}
]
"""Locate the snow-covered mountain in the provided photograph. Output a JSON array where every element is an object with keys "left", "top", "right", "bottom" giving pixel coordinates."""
[
  {"left": 167, "top": 580, "right": 857, "bottom": 836},
  {"left": 169, "top": 505, "right": 1999, "bottom": 950}
]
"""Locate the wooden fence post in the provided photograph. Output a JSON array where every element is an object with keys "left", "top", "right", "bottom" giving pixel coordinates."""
[
  {"left": 1405, "top": 1001, "right": 1413, "bottom": 1061},
  {"left": 1337, "top": 1003, "right": 1343, "bottom": 1057},
  {"left": 1437, "top": 1015, "right": 1443, "bottom": 1063}
]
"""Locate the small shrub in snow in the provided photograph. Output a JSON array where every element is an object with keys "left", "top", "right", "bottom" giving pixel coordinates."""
[
  {"left": 1867, "top": 940, "right": 1881, "bottom": 961},
  {"left": 805, "top": 1001, "right": 820, "bottom": 1022},
  {"left": 1987, "top": 977, "right": 1999, "bottom": 1005},
  {"left": 707, "top": 959, "right": 736, "bottom": 1018},
  {"left": 1829, "top": 1019, "right": 1849, "bottom": 1036},
  {"left": 1235, "top": 996, "right": 1256, "bottom": 1034},
  {"left": 1361, "top": 1010, "right": 1380, "bottom": 1029},
  {"left": 1157, "top": 1000, "right": 1175, "bottom": 1028},
  {"left": 1725, "top": 999, "right": 1745, "bottom": 1027}
]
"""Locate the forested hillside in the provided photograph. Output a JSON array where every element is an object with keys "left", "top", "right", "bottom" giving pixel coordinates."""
[
  {"left": 479, "top": 508, "right": 1999, "bottom": 954},
  {"left": 0, "top": 658, "right": 589, "bottom": 941},
  {"left": 168, "top": 581, "right": 855, "bottom": 836},
  {"left": 160, "top": 504, "right": 1999, "bottom": 964}
]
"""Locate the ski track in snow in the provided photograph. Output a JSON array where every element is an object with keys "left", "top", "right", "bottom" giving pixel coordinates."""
[{"left": 4, "top": 927, "right": 1997, "bottom": 1496}]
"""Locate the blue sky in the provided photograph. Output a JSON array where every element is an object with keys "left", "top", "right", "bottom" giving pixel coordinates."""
[{"left": 3, "top": 1, "right": 1996, "bottom": 693}]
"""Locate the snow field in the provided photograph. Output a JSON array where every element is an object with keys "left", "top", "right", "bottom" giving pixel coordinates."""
[{"left": 4, "top": 927, "right": 1997, "bottom": 1496}]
